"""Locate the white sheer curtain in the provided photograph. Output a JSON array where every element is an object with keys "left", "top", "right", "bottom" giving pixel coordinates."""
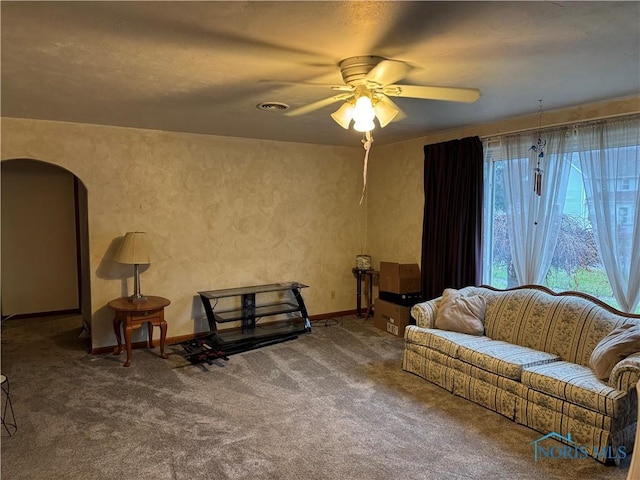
[
  {"left": 577, "top": 117, "right": 640, "bottom": 312},
  {"left": 502, "top": 129, "right": 572, "bottom": 285},
  {"left": 481, "top": 139, "right": 498, "bottom": 285}
]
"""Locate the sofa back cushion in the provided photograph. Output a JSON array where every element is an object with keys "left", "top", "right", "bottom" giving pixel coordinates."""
[
  {"left": 590, "top": 323, "right": 640, "bottom": 380},
  {"left": 435, "top": 288, "right": 486, "bottom": 335},
  {"left": 466, "top": 286, "right": 640, "bottom": 367}
]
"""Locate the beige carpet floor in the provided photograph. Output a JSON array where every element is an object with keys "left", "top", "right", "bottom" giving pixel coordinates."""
[{"left": 0, "top": 313, "right": 632, "bottom": 479}]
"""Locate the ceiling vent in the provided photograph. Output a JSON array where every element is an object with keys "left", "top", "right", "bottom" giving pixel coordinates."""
[{"left": 257, "top": 102, "right": 289, "bottom": 112}]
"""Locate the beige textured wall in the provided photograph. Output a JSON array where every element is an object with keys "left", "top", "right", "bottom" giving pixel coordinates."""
[
  {"left": 3, "top": 96, "right": 637, "bottom": 348},
  {"left": 365, "top": 140, "right": 424, "bottom": 269},
  {"left": 367, "top": 95, "right": 640, "bottom": 273},
  {"left": 1, "top": 118, "right": 366, "bottom": 349}
]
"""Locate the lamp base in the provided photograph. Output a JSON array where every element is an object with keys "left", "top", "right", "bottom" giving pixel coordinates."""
[
  {"left": 129, "top": 294, "right": 147, "bottom": 304},
  {"left": 130, "top": 264, "right": 147, "bottom": 303}
]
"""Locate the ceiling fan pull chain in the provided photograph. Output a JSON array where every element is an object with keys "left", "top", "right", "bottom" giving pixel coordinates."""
[{"left": 359, "top": 131, "right": 374, "bottom": 205}]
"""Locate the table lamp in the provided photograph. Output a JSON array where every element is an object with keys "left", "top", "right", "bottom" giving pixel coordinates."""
[{"left": 115, "top": 231, "right": 151, "bottom": 303}]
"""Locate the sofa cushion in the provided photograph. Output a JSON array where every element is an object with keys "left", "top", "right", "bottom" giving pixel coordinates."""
[
  {"left": 404, "top": 326, "right": 493, "bottom": 357},
  {"left": 589, "top": 323, "right": 640, "bottom": 381},
  {"left": 477, "top": 286, "right": 639, "bottom": 367},
  {"left": 521, "top": 361, "right": 628, "bottom": 417},
  {"left": 456, "top": 341, "right": 561, "bottom": 381},
  {"left": 435, "top": 288, "right": 486, "bottom": 335},
  {"left": 482, "top": 289, "right": 600, "bottom": 362}
]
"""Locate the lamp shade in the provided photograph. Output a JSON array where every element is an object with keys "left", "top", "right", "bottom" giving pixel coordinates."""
[
  {"left": 352, "top": 96, "right": 376, "bottom": 132},
  {"left": 115, "top": 232, "right": 151, "bottom": 265},
  {"left": 373, "top": 99, "right": 400, "bottom": 128},
  {"left": 330, "top": 103, "right": 353, "bottom": 129}
]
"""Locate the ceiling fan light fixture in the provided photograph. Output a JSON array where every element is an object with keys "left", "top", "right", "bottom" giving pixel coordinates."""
[
  {"left": 372, "top": 100, "right": 399, "bottom": 128},
  {"left": 353, "top": 118, "right": 375, "bottom": 133},
  {"left": 352, "top": 96, "right": 376, "bottom": 132},
  {"left": 330, "top": 103, "right": 353, "bottom": 129}
]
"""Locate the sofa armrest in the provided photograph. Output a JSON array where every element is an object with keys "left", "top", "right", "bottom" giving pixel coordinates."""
[
  {"left": 410, "top": 298, "right": 440, "bottom": 329},
  {"left": 609, "top": 352, "right": 640, "bottom": 392}
]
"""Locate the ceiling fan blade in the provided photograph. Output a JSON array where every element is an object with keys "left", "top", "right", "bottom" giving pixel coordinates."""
[
  {"left": 365, "top": 60, "right": 412, "bottom": 86},
  {"left": 261, "top": 80, "right": 332, "bottom": 86},
  {"left": 330, "top": 85, "right": 357, "bottom": 92},
  {"left": 41, "top": 3, "right": 333, "bottom": 67},
  {"left": 260, "top": 80, "right": 353, "bottom": 92},
  {"left": 382, "top": 85, "right": 481, "bottom": 103},
  {"left": 285, "top": 93, "right": 353, "bottom": 117}
]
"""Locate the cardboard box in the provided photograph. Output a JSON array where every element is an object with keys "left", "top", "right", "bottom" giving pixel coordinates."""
[
  {"left": 373, "top": 298, "right": 413, "bottom": 338},
  {"left": 379, "top": 262, "right": 421, "bottom": 294}
]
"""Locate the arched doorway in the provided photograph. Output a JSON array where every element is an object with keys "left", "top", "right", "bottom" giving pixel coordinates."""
[{"left": 1, "top": 158, "right": 91, "bottom": 339}]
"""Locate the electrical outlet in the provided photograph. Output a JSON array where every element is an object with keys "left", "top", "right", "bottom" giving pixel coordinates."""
[{"left": 330, "top": 291, "right": 336, "bottom": 300}]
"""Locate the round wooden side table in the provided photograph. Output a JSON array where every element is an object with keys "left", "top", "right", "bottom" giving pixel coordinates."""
[{"left": 107, "top": 296, "right": 170, "bottom": 367}]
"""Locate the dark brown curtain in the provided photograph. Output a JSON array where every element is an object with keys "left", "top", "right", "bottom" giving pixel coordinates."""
[{"left": 421, "top": 137, "right": 483, "bottom": 300}]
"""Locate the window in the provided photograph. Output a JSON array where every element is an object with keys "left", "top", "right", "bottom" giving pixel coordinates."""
[
  {"left": 483, "top": 153, "right": 611, "bottom": 299},
  {"left": 482, "top": 116, "right": 640, "bottom": 313}
]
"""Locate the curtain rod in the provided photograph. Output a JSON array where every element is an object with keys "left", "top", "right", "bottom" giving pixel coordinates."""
[{"left": 479, "top": 111, "right": 639, "bottom": 141}]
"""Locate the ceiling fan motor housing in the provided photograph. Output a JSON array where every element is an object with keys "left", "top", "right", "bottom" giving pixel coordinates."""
[{"left": 339, "top": 56, "right": 385, "bottom": 86}]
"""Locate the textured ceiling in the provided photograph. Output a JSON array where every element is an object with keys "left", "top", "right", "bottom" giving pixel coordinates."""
[{"left": 2, "top": 1, "right": 639, "bottom": 146}]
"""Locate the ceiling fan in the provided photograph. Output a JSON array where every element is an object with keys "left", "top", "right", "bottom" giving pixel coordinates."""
[{"left": 285, "top": 55, "right": 481, "bottom": 132}]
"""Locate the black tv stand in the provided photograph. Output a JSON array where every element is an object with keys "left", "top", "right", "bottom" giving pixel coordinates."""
[{"left": 180, "top": 283, "right": 310, "bottom": 364}]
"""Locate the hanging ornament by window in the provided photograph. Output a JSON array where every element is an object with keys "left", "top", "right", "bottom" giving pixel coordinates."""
[{"left": 529, "top": 100, "right": 546, "bottom": 196}]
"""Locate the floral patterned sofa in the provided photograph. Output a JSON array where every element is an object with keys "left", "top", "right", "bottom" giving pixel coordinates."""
[{"left": 403, "top": 285, "right": 640, "bottom": 463}]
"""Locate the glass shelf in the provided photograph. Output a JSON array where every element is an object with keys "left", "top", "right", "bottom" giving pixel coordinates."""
[
  {"left": 215, "top": 319, "right": 308, "bottom": 344},
  {"left": 199, "top": 282, "right": 308, "bottom": 300},
  {"left": 213, "top": 301, "right": 301, "bottom": 323}
]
